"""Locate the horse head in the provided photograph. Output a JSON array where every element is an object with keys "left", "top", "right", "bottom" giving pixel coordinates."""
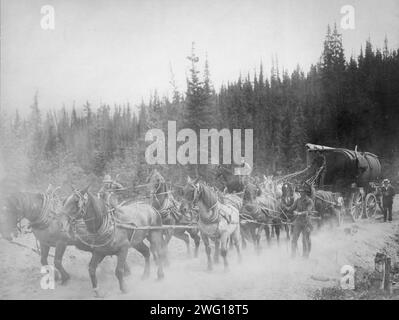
[
  {"left": 147, "top": 169, "right": 166, "bottom": 194},
  {"left": 243, "top": 182, "right": 261, "bottom": 203},
  {"left": 182, "top": 176, "right": 200, "bottom": 206},
  {"left": 0, "top": 194, "right": 21, "bottom": 241},
  {"left": 59, "top": 184, "right": 97, "bottom": 233}
]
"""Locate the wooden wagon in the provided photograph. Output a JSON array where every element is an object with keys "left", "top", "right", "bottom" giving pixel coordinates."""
[{"left": 305, "top": 143, "right": 382, "bottom": 222}]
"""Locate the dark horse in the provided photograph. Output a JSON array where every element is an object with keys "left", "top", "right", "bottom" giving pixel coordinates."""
[
  {"left": 241, "top": 180, "right": 288, "bottom": 251},
  {"left": 0, "top": 190, "right": 134, "bottom": 285},
  {"left": 312, "top": 188, "right": 344, "bottom": 229},
  {"left": 240, "top": 182, "right": 266, "bottom": 252},
  {"left": 181, "top": 177, "right": 241, "bottom": 271},
  {"left": 0, "top": 190, "right": 82, "bottom": 284},
  {"left": 279, "top": 182, "right": 298, "bottom": 240},
  {"left": 60, "top": 186, "right": 165, "bottom": 297},
  {"left": 215, "top": 165, "right": 245, "bottom": 193},
  {"left": 147, "top": 170, "right": 200, "bottom": 260}
]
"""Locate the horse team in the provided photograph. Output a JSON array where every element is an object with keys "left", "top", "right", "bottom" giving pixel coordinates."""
[{"left": 0, "top": 169, "right": 342, "bottom": 297}]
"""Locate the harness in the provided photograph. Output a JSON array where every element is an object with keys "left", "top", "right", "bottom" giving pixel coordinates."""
[
  {"left": 68, "top": 190, "right": 116, "bottom": 248},
  {"left": 152, "top": 182, "right": 191, "bottom": 224},
  {"left": 28, "top": 188, "right": 61, "bottom": 230},
  {"left": 190, "top": 183, "right": 231, "bottom": 225}
]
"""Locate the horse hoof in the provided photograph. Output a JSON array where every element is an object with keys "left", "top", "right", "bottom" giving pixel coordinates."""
[
  {"left": 157, "top": 275, "right": 165, "bottom": 281},
  {"left": 93, "top": 289, "right": 105, "bottom": 299},
  {"left": 54, "top": 270, "right": 61, "bottom": 281},
  {"left": 61, "top": 276, "right": 70, "bottom": 285},
  {"left": 121, "top": 286, "right": 129, "bottom": 294},
  {"left": 141, "top": 272, "right": 150, "bottom": 280}
]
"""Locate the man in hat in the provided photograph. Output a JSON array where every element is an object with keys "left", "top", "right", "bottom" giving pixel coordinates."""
[
  {"left": 381, "top": 179, "right": 395, "bottom": 222},
  {"left": 98, "top": 174, "right": 125, "bottom": 209},
  {"left": 285, "top": 183, "right": 314, "bottom": 258}
]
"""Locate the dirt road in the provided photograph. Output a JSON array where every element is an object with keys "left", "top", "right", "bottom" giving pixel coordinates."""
[{"left": 1, "top": 205, "right": 398, "bottom": 300}]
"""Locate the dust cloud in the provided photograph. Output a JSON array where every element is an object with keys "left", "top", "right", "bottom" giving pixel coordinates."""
[{"left": 2, "top": 214, "right": 397, "bottom": 300}]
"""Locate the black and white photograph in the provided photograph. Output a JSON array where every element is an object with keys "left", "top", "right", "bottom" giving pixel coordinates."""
[{"left": 1, "top": 0, "right": 399, "bottom": 303}]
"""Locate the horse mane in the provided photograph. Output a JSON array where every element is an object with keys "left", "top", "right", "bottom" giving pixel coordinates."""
[
  {"left": 7, "top": 192, "right": 43, "bottom": 219},
  {"left": 198, "top": 182, "right": 218, "bottom": 207},
  {"left": 84, "top": 192, "right": 108, "bottom": 232}
]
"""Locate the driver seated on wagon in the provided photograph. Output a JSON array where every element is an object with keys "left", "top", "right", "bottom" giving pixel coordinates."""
[{"left": 98, "top": 174, "right": 125, "bottom": 211}]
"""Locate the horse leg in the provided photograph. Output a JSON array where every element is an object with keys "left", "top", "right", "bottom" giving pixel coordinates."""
[
  {"left": 133, "top": 241, "right": 150, "bottom": 279},
  {"left": 115, "top": 246, "right": 129, "bottom": 294},
  {"left": 40, "top": 242, "right": 61, "bottom": 281},
  {"left": 188, "top": 229, "right": 201, "bottom": 258},
  {"left": 123, "top": 260, "right": 131, "bottom": 277},
  {"left": 213, "top": 238, "right": 220, "bottom": 264},
  {"left": 149, "top": 231, "right": 165, "bottom": 280},
  {"left": 201, "top": 233, "right": 213, "bottom": 271},
  {"left": 39, "top": 241, "right": 50, "bottom": 266},
  {"left": 220, "top": 233, "right": 230, "bottom": 271},
  {"left": 229, "top": 235, "right": 234, "bottom": 250},
  {"left": 173, "top": 230, "right": 191, "bottom": 257},
  {"left": 54, "top": 242, "right": 70, "bottom": 284},
  {"left": 240, "top": 226, "right": 249, "bottom": 249},
  {"left": 285, "top": 224, "right": 290, "bottom": 240},
  {"left": 232, "top": 227, "right": 242, "bottom": 263},
  {"left": 163, "top": 230, "right": 173, "bottom": 267},
  {"left": 88, "top": 252, "right": 106, "bottom": 298},
  {"left": 264, "top": 225, "right": 271, "bottom": 246},
  {"left": 249, "top": 226, "right": 259, "bottom": 253},
  {"left": 274, "top": 223, "right": 281, "bottom": 246}
]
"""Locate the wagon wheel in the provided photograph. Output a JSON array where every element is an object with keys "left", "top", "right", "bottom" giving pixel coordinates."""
[
  {"left": 365, "top": 193, "right": 378, "bottom": 219},
  {"left": 349, "top": 192, "right": 363, "bottom": 221}
]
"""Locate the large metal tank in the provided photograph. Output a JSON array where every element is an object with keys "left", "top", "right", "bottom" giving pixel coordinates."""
[
  {"left": 305, "top": 144, "right": 381, "bottom": 190},
  {"left": 357, "top": 152, "right": 382, "bottom": 186}
]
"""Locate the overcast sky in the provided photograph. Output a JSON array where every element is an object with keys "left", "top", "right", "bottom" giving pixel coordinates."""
[{"left": 1, "top": 0, "right": 399, "bottom": 115}]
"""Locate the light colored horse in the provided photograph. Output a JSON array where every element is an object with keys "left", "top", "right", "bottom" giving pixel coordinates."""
[
  {"left": 60, "top": 186, "right": 165, "bottom": 297},
  {"left": 147, "top": 169, "right": 201, "bottom": 259},
  {"left": 181, "top": 177, "right": 241, "bottom": 271}
]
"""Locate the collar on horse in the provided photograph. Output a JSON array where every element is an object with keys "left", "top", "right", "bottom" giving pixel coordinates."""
[
  {"left": 29, "top": 191, "right": 58, "bottom": 229},
  {"left": 192, "top": 183, "right": 225, "bottom": 225},
  {"left": 71, "top": 190, "right": 91, "bottom": 223},
  {"left": 71, "top": 191, "right": 116, "bottom": 248}
]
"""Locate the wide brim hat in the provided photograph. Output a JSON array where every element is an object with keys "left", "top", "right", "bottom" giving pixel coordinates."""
[{"left": 103, "top": 175, "right": 112, "bottom": 183}]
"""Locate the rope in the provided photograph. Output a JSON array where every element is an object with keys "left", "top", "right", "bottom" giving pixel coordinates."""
[
  {"left": 72, "top": 210, "right": 116, "bottom": 249},
  {"left": 275, "top": 166, "right": 310, "bottom": 183}
]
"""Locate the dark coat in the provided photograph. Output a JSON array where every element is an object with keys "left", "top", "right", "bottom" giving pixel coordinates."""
[{"left": 382, "top": 185, "right": 395, "bottom": 205}]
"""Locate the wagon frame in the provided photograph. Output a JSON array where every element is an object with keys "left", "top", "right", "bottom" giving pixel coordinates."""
[{"left": 305, "top": 143, "right": 382, "bottom": 222}]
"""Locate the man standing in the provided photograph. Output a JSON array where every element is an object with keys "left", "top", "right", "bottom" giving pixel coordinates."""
[
  {"left": 286, "top": 184, "right": 314, "bottom": 258},
  {"left": 381, "top": 179, "right": 395, "bottom": 222}
]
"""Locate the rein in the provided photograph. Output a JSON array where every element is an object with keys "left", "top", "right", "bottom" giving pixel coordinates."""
[{"left": 69, "top": 191, "right": 116, "bottom": 248}]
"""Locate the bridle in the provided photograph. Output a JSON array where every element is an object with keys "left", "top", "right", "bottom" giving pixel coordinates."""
[
  {"left": 66, "top": 190, "right": 91, "bottom": 224},
  {"left": 186, "top": 182, "right": 201, "bottom": 207}
]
